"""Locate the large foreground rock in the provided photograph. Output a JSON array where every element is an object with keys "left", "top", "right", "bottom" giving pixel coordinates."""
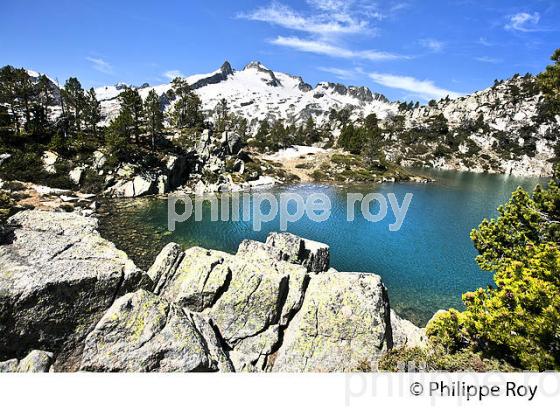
[
  {"left": 0, "top": 210, "right": 151, "bottom": 370},
  {"left": 80, "top": 290, "right": 233, "bottom": 372},
  {"left": 146, "top": 232, "right": 420, "bottom": 372},
  {"left": 152, "top": 244, "right": 309, "bottom": 371}
]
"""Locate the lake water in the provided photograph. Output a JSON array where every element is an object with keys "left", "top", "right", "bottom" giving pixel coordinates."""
[{"left": 98, "top": 168, "right": 547, "bottom": 326}]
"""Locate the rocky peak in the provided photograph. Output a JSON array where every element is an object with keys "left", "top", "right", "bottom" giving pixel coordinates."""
[
  {"left": 115, "top": 82, "right": 129, "bottom": 90},
  {"left": 315, "top": 82, "right": 385, "bottom": 103},
  {"left": 243, "top": 61, "right": 282, "bottom": 87},
  {"left": 189, "top": 62, "right": 234, "bottom": 90},
  {"left": 220, "top": 60, "right": 234, "bottom": 76},
  {"left": 286, "top": 74, "right": 313, "bottom": 92},
  {"left": 243, "top": 61, "right": 268, "bottom": 71}
]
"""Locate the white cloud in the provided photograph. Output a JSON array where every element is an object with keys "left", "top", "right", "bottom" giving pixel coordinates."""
[
  {"left": 240, "top": 2, "right": 408, "bottom": 62},
  {"left": 478, "top": 37, "right": 493, "bottom": 47},
  {"left": 238, "top": 2, "right": 370, "bottom": 37},
  {"left": 306, "top": 0, "right": 347, "bottom": 12},
  {"left": 505, "top": 12, "right": 541, "bottom": 32},
  {"left": 307, "top": 0, "right": 385, "bottom": 20},
  {"left": 86, "top": 57, "right": 113, "bottom": 74},
  {"left": 475, "top": 56, "right": 502, "bottom": 64},
  {"left": 271, "top": 36, "right": 406, "bottom": 61},
  {"left": 318, "top": 66, "right": 361, "bottom": 80},
  {"left": 163, "top": 70, "right": 184, "bottom": 80},
  {"left": 368, "top": 72, "right": 461, "bottom": 100},
  {"left": 419, "top": 38, "right": 444, "bottom": 53}
]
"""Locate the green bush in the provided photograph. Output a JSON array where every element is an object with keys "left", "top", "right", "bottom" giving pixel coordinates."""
[
  {"left": 427, "top": 171, "right": 560, "bottom": 371},
  {"left": 311, "top": 169, "right": 327, "bottom": 181},
  {"left": 331, "top": 153, "right": 361, "bottom": 166},
  {"left": 0, "top": 151, "right": 45, "bottom": 182},
  {"left": 2, "top": 181, "right": 26, "bottom": 191},
  {"left": 243, "top": 161, "right": 262, "bottom": 181},
  {"left": 427, "top": 244, "right": 560, "bottom": 370},
  {"left": 379, "top": 346, "right": 516, "bottom": 372},
  {"left": 0, "top": 191, "right": 16, "bottom": 223},
  {"left": 80, "top": 169, "right": 105, "bottom": 194}
]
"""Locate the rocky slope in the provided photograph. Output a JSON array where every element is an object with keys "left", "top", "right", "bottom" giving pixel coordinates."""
[
  {"left": 0, "top": 210, "right": 424, "bottom": 372},
  {"left": 388, "top": 75, "right": 559, "bottom": 176}
]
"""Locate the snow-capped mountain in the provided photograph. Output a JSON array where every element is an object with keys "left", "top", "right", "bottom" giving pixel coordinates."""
[{"left": 94, "top": 61, "right": 397, "bottom": 127}]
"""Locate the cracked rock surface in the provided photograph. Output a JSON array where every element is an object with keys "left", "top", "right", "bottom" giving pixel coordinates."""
[
  {"left": 272, "top": 272, "right": 391, "bottom": 372},
  {"left": 0, "top": 210, "right": 151, "bottom": 370},
  {"left": 80, "top": 289, "right": 233, "bottom": 372}
]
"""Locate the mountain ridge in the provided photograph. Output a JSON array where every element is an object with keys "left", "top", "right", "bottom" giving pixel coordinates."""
[
  {"left": 16, "top": 60, "right": 560, "bottom": 176},
  {"left": 92, "top": 60, "right": 397, "bottom": 126}
]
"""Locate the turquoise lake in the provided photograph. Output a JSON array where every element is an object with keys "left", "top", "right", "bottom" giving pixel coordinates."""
[{"left": 99, "top": 168, "right": 547, "bottom": 326}]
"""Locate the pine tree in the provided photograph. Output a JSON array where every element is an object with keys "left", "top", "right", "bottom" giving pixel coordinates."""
[
  {"left": 36, "top": 75, "right": 54, "bottom": 119},
  {"left": 28, "top": 103, "right": 49, "bottom": 137},
  {"left": 537, "top": 48, "right": 560, "bottom": 102},
  {"left": 14, "top": 69, "right": 36, "bottom": 133},
  {"left": 0, "top": 65, "right": 21, "bottom": 135},
  {"left": 362, "top": 114, "right": 385, "bottom": 168},
  {"left": 364, "top": 113, "right": 378, "bottom": 131},
  {"left": 0, "top": 66, "right": 39, "bottom": 136},
  {"left": 269, "top": 119, "right": 287, "bottom": 150},
  {"left": 106, "top": 113, "right": 131, "bottom": 159},
  {"left": 83, "top": 88, "right": 101, "bottom": 139},
  {"left": 336, "top": 108, "right": 351, "bottom": 126},
  {"left": 119, "top": 87, "right": 143, "bottom": 144},
  {"left": 338, "top": 124, "right": 354, "bottom": 151},
  {"left": 0, "top": 105, "right": 10, "bottom": 134},
  {"left": 230, "top": 114, "right": 248, "bottom": 143},
  {"left": 169, "top": 77, "right": 204, "bottom": 131},
  {"left": 62, "top": 77, "right": 85, "bottom": 137},
  {"left": 303, "top": 117, "right": 319, "bottom": 145},
  {"left": 215, "top": 98, "right": 229, "bottom": 134},
  {"left": 428, "top": 113, "right": 449, "bottom": 135},
  {"left": 143, "top": 89, "right": 163, "bottom": 150},
  {"left": 254, "top": 119, "right": 270, "bottom": 151}
]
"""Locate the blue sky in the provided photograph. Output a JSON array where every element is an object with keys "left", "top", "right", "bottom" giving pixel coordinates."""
[{"left": 2, "top": 0, "right": 559, "bottom": 101}]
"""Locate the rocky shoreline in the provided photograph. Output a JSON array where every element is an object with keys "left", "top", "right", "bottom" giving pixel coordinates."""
[{"left": 0, "top": 210, "right": 424, "bottom": 372}]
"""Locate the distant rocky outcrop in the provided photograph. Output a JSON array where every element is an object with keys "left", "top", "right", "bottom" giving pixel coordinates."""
[
  {"left": 0, "top": 210, "right": 425, "bottom": 372},
  {"left": 390, "top": 75, "right": 559, "bottom": 176},
  {"left": 104, "top": 154, "right": 193, "bottom": 198},
  {"left": 315, "top": 82, "right": 388, "bottom": 104},
  {"left": 190, "top": 61, "right": 234, "bottom": 90}
]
